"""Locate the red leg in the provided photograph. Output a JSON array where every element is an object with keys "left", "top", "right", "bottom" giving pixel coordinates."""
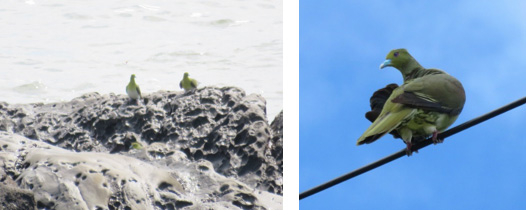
[
  {"left": 405, "top": 140, "right": 418, "bottom": 156},
  {"left": 405, "top": 142, "right": 412, "bottom": 156},
  {"left": 432, "top": 130, "right": 443, "bottom": 144},
  {"left": 405, "top": 142, "right": 418, "bottom": 156}
]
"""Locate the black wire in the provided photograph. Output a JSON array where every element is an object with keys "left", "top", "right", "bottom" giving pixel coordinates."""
[{"left": 299, "top": 96, "right": 526, "bottom": 200}]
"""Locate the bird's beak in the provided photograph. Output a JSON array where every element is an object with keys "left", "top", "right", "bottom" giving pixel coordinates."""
[{"left": 379, "top": 59, "right": 392, "bottom": 69}]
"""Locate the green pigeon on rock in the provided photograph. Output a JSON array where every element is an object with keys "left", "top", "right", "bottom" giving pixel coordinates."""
[
  {"left": 130, "top": 142, "right": 144, "bottom": 150},
  {"left": 126, "top": 74, "right": 142, "bottom": 100},
  {"left": 357, "top": 49, "right": 466, "bottom": 155},
  {"left": 179, "top": 72, "right": 198, "bottom": 92}
]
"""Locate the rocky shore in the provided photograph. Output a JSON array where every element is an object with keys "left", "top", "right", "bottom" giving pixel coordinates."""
[{"left": 0, "top": 86, "right": 283, "bottom": 210}]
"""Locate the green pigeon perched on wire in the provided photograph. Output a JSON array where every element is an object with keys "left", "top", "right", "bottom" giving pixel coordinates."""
[
  {"left": 356, "top": 49, "right": 466, "bottom": 155},
  {"left": 126, "top": 74, "right": 142, "bottom": 100},
  {"left": 179, "top": 72, "right": 198, "bottom": 92}
]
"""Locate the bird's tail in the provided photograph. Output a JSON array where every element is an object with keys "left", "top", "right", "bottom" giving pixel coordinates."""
[{"left": 364, "top": 83, "right": 402, "bottom": 140}]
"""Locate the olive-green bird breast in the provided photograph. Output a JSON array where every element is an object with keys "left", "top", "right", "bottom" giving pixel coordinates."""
[
  {"left": 126, "top": 81, "right": 141, "bottom": 99},
  {"left": 180, "top": 77, "right": 198, "bottom": 91}
]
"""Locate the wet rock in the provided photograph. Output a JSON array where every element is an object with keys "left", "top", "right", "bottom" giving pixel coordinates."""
[{"left": 0, "top": 87, "right": 283, "bottom": 210}]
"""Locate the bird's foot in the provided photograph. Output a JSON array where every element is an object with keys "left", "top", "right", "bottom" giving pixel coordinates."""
[
  {"left": 405, "top": 142, "right": 418, "bottom": 156},
  {"left": 431, "top": 130, "right": 443, "bottom": 145}
]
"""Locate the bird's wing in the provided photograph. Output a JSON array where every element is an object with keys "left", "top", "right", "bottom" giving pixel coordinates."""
[
  {"left": 136, "top": 85, "right": 142, "bottom": 98},
  {"left": 393, "top": 73, "right": 465, "bottom": 115}
]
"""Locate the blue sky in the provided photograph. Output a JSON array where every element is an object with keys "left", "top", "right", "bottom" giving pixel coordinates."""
[{"left": 300, "top": 1, "right": 526, "bottom": 209}]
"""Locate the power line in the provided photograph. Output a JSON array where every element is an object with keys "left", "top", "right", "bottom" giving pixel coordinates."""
[{"left": 300, "top": 96, "right": 526, "bottom": 200}]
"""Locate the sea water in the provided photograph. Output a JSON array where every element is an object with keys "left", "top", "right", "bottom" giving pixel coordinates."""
[{"left": 0, "top": 0, "right": 282, "bottom": 121}]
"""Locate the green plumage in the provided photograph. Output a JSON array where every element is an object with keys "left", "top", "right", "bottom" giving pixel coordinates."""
[
  {"left": 130, "top": 142, "right": 143, "bottom": 150},
  {"left": 126, "top": 74, "right": 142, "bottom": 100},
  {"left": 179, "top": 72, "right": 198, "bottom": 92},
  {"left": 357, "top": 49, "right": 466, "bottom": 153}
]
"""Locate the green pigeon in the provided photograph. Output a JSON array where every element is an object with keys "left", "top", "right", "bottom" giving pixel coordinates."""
[
  {"left": 126, "top": 74, "right": 142, "bottom": 100},
  {"left": 179, "top": 72, "right": 198, "bottom": 92},
  {"left": 130, "top": 142, "right": 144, "bottom": 150},
  {"left": 357, "top": 49, "right": 466, "bottom": 155}
]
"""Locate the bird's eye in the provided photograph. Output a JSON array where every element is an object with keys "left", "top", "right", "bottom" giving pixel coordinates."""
[{"left": 394, "top": 52, "right": 399, "bottom": 57}]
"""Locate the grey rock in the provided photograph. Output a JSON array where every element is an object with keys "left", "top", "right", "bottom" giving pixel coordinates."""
[
  {"left": 0, "top": 183, "right": 36, "bottom": 210},
  {"left": 0, "top": 87, "right": 283, "bottom": 210}
]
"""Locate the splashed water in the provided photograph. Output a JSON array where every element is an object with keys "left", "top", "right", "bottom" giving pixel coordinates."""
[{"left": 0, "top": 0, "right": 282, "bottom": 120}]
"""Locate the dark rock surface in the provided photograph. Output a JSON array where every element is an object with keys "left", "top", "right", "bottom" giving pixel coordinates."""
[
  {"left": 0, "top": 184, "right": 36, "bottom": 210},
  {"left": 0, "top": 86, "right": 282, "bottom": 210}
]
